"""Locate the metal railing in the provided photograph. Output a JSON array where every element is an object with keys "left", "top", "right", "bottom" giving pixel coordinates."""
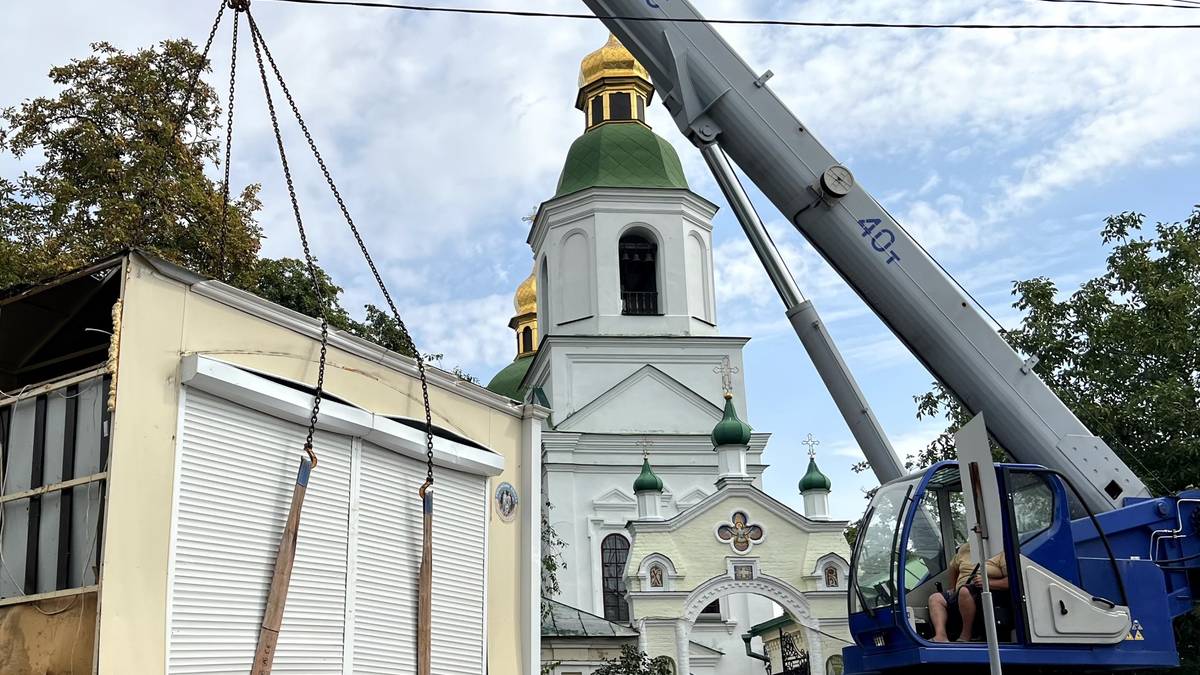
[{"left": 621, "top": 291, "right": 660, "bottom": 316}]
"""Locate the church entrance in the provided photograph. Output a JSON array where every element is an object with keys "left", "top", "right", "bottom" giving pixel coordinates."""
[{"left": 665, "top": 564, "right": 827, "bottom": 675}]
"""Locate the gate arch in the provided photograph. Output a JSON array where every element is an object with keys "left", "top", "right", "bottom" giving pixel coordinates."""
[{"left": 668, "top": 561, "right": 826, "bottom": 675}]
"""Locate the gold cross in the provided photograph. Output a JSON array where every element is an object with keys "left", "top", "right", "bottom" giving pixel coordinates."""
[{"left": 635, "top": 437, "right": 655, "bottom": 458}]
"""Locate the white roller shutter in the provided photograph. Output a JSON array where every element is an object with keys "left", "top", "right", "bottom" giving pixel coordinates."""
[
  {"left": 169, "top": 381, "right": 489, "bottom": 675},
  {"left": 169, "top": 389, "right": 350, "bottom": 674},
  {"left": 353, "top": 443, "right": 486, "bottom": 675}
]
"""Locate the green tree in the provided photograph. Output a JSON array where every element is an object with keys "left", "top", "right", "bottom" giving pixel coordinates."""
[
  {"left": 249, "top": 257, "right": 356, "bottom": 332},
  {"left": 914, "top": 205, "right": 1200, "bottom": 482},
  {"left": 914, "top": 203, "right": 1200, "bottom": 671},
  {"left": 0, "top": 40, "right": 262, "bottom": 287},
  {"left": 0, "top": 40, "right": 439, "bottom": 365},
  {"left": 592, "top": 646, "right": 674, "bottom": 675}
]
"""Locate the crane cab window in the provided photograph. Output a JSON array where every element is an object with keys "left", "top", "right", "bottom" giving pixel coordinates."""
[
  {"left": 1008, "top": 472, "right": 1055, "bottom": 543},
  {"left": 850, "top": 478, "right": 916, "bottom": 613},
  {"left": 905, "top": 490, "right": 948, "bottom": 592}
]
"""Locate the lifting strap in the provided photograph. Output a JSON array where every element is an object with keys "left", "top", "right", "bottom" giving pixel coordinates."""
[{"left": 178, "top": 2, "right": 439, "bottom": 673}]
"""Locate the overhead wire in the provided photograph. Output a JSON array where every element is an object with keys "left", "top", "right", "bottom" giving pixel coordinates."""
[
  {"left": 257, "top": 0, "right": 1200, "bottom": 28},
  {"left": 1033, "top": 0, "right": 1200, "bottom": 8}
]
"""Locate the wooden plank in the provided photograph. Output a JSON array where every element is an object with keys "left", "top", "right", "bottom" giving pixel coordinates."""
[
  {"left": 0, "top": 473, "right": 108, "bottom": 506},
  {"left": 418, "top": 485, "right": 433, "bottom": 675},
  {"left": 251, "top": 457, "right": 312, "bottom": 675},
  {"left": 0, "top": 583, "right": 98, "bottom": 608},
  {"left": 0, "top": 367, "right": 108, "bottom": 406}
]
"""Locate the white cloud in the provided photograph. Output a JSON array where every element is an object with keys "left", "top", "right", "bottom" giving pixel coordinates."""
[{"left": 405, "top": 293, "right": 516, "bottom": 376}]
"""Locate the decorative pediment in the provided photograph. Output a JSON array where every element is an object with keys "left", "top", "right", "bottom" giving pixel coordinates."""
[
  {"left": 676, "top": 488, "right": 710, "bottom": 509},
  {"left": 593, "top": 488, "right": 637, "bottom": 512},
  {"left": 556, "top": 365, "right": 723, "bottom": 434}
]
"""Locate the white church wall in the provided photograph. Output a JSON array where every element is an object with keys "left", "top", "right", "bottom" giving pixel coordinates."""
[
  {"left": 529, "top": 188, "right": 719, "bottom": 339},
  {"left": 543, "top": 435, "right": 767, "bottom": 621},
  {"left": 558, "top": 229, "right": 594, "bottom": 325},
  {"left": 685, "top": 230, "right": 715, "bottom": 326},
  {"left": 526, "top": 336, "right": 751, "bottom": 428}
]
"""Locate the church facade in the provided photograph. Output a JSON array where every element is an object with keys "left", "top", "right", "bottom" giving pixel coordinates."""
[{"left": 488, "top": 36, "right": 850, "bottom": 675}]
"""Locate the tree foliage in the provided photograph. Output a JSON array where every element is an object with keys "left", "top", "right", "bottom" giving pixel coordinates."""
[
  {"left": 0, "top": 40, "right": 262, "bottom": 287},
  {"left": 914, "top": 206, "right": 1200, "bottom": 486},
  {"left": 592, "top": 646, "right": 674, "bottom": 675},
  {"left": 0, "top": 40, "right": 483, "bottom": 373}
]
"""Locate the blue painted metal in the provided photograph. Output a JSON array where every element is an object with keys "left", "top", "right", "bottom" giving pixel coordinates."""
[
  {"left": 296, "top": 457, "right": 312, "bottom": 488},
  {"left": 844, "top": 463, "right": 1200, "bottom": 673}
]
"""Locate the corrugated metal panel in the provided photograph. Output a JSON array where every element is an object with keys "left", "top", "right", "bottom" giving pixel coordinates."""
[
  {"left": 70, "top": 378, "right": 105, "bottom": 589},
  {"left": 1, "top": 397, "right": 36, "bottom": 598},
  {"left": 353, "top": 443, "right": 486, "bottom": 675},
  {"left": 169, "top": 389, "right": 350, "bottom": 674}
]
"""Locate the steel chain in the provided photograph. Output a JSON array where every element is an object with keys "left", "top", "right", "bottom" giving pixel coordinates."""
[
  {"left": 217, "top": 11, "right": 240, "bottom": 281},
  {"left": 247, "top": 11, "right": 437, "bottom": 487},
  {"left": 248, "top": 14, "right": 327, "bottom": 469}
]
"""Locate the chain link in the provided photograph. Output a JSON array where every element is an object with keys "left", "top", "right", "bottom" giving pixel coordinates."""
[
  {"left": 217, "top": 12, "right": 241, "bottom": 281},
  {"left": 247, "top": 11, "right": 437, "bottom": 488},
  {"left": 248, "top": 14, "right": 327, "bottom": 469}
]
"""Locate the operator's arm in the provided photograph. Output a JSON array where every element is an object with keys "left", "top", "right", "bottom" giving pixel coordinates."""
[{"left": 974, "top": 554, "right": 1009, "bottom": 590}]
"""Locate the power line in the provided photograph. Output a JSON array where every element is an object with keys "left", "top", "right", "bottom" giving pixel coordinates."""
[
  {"left": 258, "top": 0, "right": 1200, "bottom": 29},
  {"left": 1034, "top": 0, "right": 1200, "bottom": 8}
]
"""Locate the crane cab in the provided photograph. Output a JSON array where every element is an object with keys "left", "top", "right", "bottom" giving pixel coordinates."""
[{"left": 843, "top": 461, "right": 1186, "bottom": 674}]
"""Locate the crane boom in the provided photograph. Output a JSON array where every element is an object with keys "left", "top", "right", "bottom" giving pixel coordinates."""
[{"left": 583, "top": 0, "right": 1150, "bottom": 513}]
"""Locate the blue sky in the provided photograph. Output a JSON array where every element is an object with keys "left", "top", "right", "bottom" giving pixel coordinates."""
[{"left": 4, "top": 0, "right": 1199, "bottom": 521}]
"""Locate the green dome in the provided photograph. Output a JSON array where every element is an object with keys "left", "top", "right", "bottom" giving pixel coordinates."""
[
  {"left": 799, "top": 457, "right": 832, "bottom": 493},
  {"left": 486, "top": 355, "right": 535, "bottom": 401},
  {"left": 556, "top": 123, "right": 689, "bottom": 198},
  {"left": 711, "top": 395, "right": 753, "bottom": 447},
  {"left": 633, "top": 457, "right": 664, "bottom": 494}
]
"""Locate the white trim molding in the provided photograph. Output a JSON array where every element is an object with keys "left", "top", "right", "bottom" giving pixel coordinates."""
[{"left": 180, "top": 354, "right": 504, "bottom": 478}]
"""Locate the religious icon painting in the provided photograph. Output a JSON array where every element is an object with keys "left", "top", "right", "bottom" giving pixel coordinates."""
[
  {"left": 495, "top": 482, "right": 519, "bottom": 522},
  {"left": 825, "top": 565, "right": 840, "bottom": 588},
  {"left": 716, "top": 510, "right": 764, "bottom": 554},
  {"left": 649, "top": 565, "right": 665, "bottom": 588}
]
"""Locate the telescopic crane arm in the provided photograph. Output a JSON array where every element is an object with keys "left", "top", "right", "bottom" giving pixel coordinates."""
[{"left": 583, "top": 0, "right": 1150, "bottom": 513}]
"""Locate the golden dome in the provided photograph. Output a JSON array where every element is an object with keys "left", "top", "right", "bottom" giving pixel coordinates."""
[
  {"left": 579, "top": 34, "right": 651, "bottom": 89},
  {"left": 514, "top": 269, "right": 537, "bottom": 315}
]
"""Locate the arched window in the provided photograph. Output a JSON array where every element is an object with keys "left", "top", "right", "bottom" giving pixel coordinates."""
[
  {"left": 601, "top": 534, "right": 630, "bottom": 622},
  {"left": 539, "top": 257, "right": 551, "bottom": 330},
  {"left": 619, "top": 232, "right": 659, "bottom": 316},
  {"left": 522, "top": 326, "right": 534, "bottom": 354},
  {"left": 827, "top": 655, "right": 845, "bottom": 675},
  {"left": 609, "top": 92, "right": 633, "bottom": 121}
]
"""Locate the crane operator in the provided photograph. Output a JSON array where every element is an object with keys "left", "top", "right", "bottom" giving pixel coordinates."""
[{"left": 929, "top": 542, "right": 1010, "bottom": 643}]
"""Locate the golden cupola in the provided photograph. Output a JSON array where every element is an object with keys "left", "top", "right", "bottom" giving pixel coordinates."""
[
  {"left": 575, "top": 34, "right": 656, "bottom": 131},
  {"left": 508, "top": 269, "right": 539, "bottom": 358}
]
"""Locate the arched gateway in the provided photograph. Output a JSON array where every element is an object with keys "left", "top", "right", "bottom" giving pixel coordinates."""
[{"left": 624, "top": 395, "right": 852, "bottom": 675}]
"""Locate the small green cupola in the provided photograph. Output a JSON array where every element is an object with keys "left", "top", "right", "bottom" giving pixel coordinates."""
[
  {"left": 711, "top": 393, "right": 753, "bottom": 447},
  {"left": 799, "top": 457, "right": 832, "bottom": 493},
  {"left": 633, "top": 457, "right": 664, "bottom": 494}
]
